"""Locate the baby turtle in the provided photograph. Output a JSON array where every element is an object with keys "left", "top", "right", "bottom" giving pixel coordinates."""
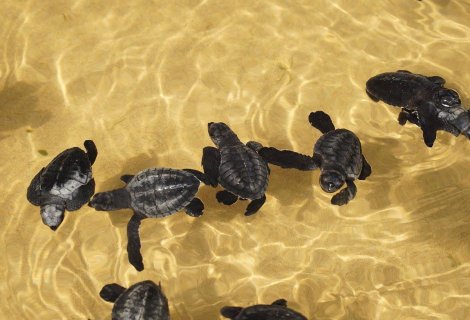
[
  {"left": 89, "top": 167, "right": 208, "bottom": 271},
  {"left": 221, "top": 299, "right": 307, "bottom": 320},
  {"left": 366, "top": 70, "right": 470, "bottom": 147},
  {"left": 202, "top": 122, "right": 269, "bottom": 216},
  {"left": 100, "top": 280, "right": 169, "bottom": 320},
  {"left": 26, "top": 140, "right": 97, "bottom": 230},
  {"left": 259, "top": 111, "right": 371, "bottom": 206}
]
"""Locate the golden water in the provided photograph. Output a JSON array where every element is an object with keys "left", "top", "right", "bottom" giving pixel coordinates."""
[{"left": 1, "top": 0, "right": 470, "bottom": 319}]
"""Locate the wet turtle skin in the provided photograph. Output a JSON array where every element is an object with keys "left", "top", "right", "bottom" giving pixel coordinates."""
[
  {"left": 220, "top": 299, "right": 308, "bottom": 320},
  {"left": 366, "top": 70, "right": 470, "bottom": 146},
  {"left": 314, "top": 128, "right": 363, "bottom": 180},
  {"left": 100, "top": 281, "right": 170, "bottom": 320},
  {"left": 127, "top": 168, "right": 201, "bottom": 218},
  {"left": 26, "top": 140, "right": 97, "bottom": 230},
  {"left": 203, "top": 122, "right": 269, "bottom": 216},
  {"left": 89, "top": 167, "right": 206, "bottom": 271}
]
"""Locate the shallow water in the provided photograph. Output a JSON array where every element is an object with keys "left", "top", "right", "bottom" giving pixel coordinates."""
[{"left": 1, "top": 0, "right": 470, "bottom": 319}]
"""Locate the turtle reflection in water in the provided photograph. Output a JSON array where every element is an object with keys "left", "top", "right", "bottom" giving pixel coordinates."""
[
  {"left": 27, "top": 140, "right": 97, "bottom": 230},
  {"left": 366, "top": 70, "right": 470, "bottom": 147},
  {"left": 221, "top": 299, "right": 307, "bottom": 320},
  {"left": 100, "top": 280, "right": 169, "bottom": 320},
  {"left": 89, "top": 167, "right": 209, "bottom": 271},
  {"left": 259, "top": 111, "right": 371, "bottom": 206}
]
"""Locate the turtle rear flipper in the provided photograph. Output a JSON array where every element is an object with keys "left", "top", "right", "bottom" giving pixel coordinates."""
[
  {"left": 66, "top": 178, "right": 95, "bottom": 211},
  {"left": 84, "top": 140, "right": 97, "bottom": 165},
  {"left": 271, "top": 299, "right": 288, "bottom": 307},
  {"left": 220, "top": 306, "right": 243, "bottom": 319},
  {"left": 184, "top": 197, "right": 204, "bottom": 217},
  {"left": 245, "top": 195, "right": 266, "bottom": 216},
  {"left": 309, "top": 111, "right": 336, "bottom": 133},
  {"left": 183, "top": 169, "right": 211, "bottom": 186},
  {"left": 398, "top": 109, "right": 420, "bottom": 126},
  {"left": 120, "top": 175, "right": 134, "bottom": 184},
  {"left": 358, "top": 156, "right": 372, "bottom": 180},
  {"left": 216, "top": 190, "right": 238, "bottom": 205},
  {"left": 258, "top": 147, "right": 317, "bottom": 171},
  {"left": 202, "top": 146, "right": 221, "bottom": 187},
  {"left": 127, "top": 214, "right": 145, "bottom": 272},
  {"left": 100, "top": 283, "right": 126, "bottom": 302}
]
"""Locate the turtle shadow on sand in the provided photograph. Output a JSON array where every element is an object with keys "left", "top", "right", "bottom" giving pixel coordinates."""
[{"left": 0, "top": 81, "right": 50, "bottom": 138}]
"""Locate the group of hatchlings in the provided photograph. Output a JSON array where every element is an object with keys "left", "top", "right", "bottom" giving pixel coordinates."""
[{"left": 26, "top": 71, "right": 470, "bottom": 319}]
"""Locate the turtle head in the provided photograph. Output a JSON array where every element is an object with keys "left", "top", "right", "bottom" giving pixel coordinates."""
[
  {"left": 88, "top": 189, "right": 129, "bottom": 211},
  {"left": 454, "top": 110, "right": 470, "bottom": 138},
  {"left": 40, "top": 203, "right": 65, "bottom": 231},
  {"left": 208, "top": 122, "right": 240, "bottom": 147},
  {"left": 437, "top": 88, "right": 461, "bottom": 108},
  {"left": 319, "top": 170, "right": 345, "bottom": 193}
]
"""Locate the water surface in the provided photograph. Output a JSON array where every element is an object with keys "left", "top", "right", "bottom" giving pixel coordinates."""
[{"left": 1, "top": 0, "right": 470, "bottom": 319}]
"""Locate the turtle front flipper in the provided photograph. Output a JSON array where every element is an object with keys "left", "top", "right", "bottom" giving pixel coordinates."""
[
  {"left": 358, "top": 156, "right": 372, "bottom": 181},
  {"left": 331, "top": 180, "right": 357, "bottom": 206},
  {"left": 216, "top": 190, "right": 238, "bottom": 205},
  {"left": 66, "top": 178, "right": 95, "bottom": 211},
  {"left": 84, "top": 140, "right": 98, "bottom": 165},
  {"left": 220, "top": 306, "right": 243, "bottom": 319},
  {"left": 416, "top": 101, "right": 440, "bottom": 147},
  {"left": 258, "top": 147, "right": 317, "bottom": 171},
  {"left": 27, "top": 167, "right": 45, "bottom": 206},
  {"left": 100, "top": 283, "right": 126, "bottom": 303},
  {"left": 426, "top": 75, "right": 445, "bottom": 86},
  {"left": 202, "top": 146, "right": 221, "bottom": 187},
  {"left": 309, "top": 111, "right": 336, "bottom": 133},
  {"left": 184, "top": 197, "right": 204, "bottom": 217},
  {"left": 245, "top": 194, "right": 266, "bottom": 216},
  {"left": 127, "top": 214, "right": 145, "bottom": 272}
]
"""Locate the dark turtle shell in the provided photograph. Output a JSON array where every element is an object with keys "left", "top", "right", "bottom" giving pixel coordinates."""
[
  {"left": 126, "top": 168, "right": 200, "bottom": 218},
  {"left": 218, "top": 144, "right": 269, "bottom": 200},
  {"left": 314, "top": 129, "right": 363, "bottom": 179},
  {"left": 365, "top": 70, "right": 442, "bottom": 109},
  {"left": 112, "top": 281, "right": 169, "bottom": 320},
  {"left": 221, "top": 300, "right": 307, "bottom": 320}
]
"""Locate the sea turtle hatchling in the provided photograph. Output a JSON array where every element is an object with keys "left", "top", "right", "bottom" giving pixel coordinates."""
[
  {"left": 366, "top": 70, "right": 470, "bottom": 147},
  {"left": 88, "top": 167, "right": 209, "bottom": 271},
  {"left": 202, "top": 122, "right": 270, "bottom": 216},
  {"left": 220, "top": 299, "right": 308, "bottom": 320},
  {"left": 100, "top": 280, "right": 169, "bottom": 320},
  {"left": 258, "top": 111, "right": 371, "bottom": 206},
  {"left": 26, "top": 140, "right": 97, "bottom": 230}
]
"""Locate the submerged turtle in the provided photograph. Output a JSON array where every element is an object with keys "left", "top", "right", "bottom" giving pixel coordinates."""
[
  {"left": 366, "top": 70, "right": 470, "bottom": 147},
  {"left": 221, "top": 298, "right": 307, "bottom": 320},
  {"left": 202, "top": 122, "right": 269, "bottom": 216},
  {"left": 26, "top": 140, "right": 97, "bottom": 230},
  {"left": 89, "top": 167, "right": 208, "bottom": 271},
  {"left": 259, "top": 111, "right": 371, "bottom": 206},
  {"left": 100, "top": 280, "right": 169, "bottom": 320}
]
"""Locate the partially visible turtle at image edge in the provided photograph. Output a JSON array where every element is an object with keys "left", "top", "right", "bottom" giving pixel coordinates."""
[
  {"left": 202, "top": 122, "right": 270, "bottom": 216},
  {"left": 100, "top": 280, "right": 170, "bottom": 320},
  {"left": 220, "top": 299, "right": 308, "bottom": 320},
  {"left": 258, "top": 111, "right": 371, "bottom": 206},
  {"left": 26, "top": 140, "right": 97, "bottom": 230},
  {"left": 366, "top": 70, "right": 470, "bottom": 147},
  {"left": 88, "top": 167, "right": 209, "bottom": 271}
]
